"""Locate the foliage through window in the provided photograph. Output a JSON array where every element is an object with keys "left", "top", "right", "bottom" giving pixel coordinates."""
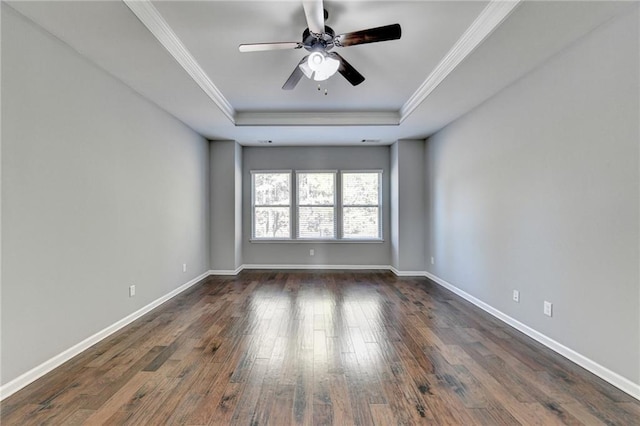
[
  {"left": 251, "top": 169, "right": 382, "bottom": 241},
  {"left": 297, "top": 172, "right": 336, "bottom": 239},
  {"left": 342, "top": 172, "right": 381, "bottom": 239},
  {"left": 252, "top": 172, "right": 291, "bottom": 239}
]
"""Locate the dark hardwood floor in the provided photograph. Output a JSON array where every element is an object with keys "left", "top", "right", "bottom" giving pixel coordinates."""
[{"left": 1, "top": 271, "right": 638, "bottom": 425}]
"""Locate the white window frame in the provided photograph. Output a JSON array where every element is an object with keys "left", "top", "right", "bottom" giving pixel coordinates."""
[
  {"left": 296, "top": 170, "right": 337, "bottom": 239},
  {"left": 340, "top": 170, "right": 383, "bottom": 240},
  {"left": 250, "top": 169, "right": 383, "bottom": 243},
  {"left": 251, "top": 170, "right": 292, "bottom": 240}
]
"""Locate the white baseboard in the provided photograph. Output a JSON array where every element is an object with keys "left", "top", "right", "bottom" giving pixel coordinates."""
[
  {"left": 0, "top": 265, "right": 387, "bottom": 400},
  {"left": 424, "top": 271, "right": 640, "bottom": 401},
  {"left": 209, "top": 265, "right": 244, "bottom": 275},
  {"left": 242, "top": 263, "right": 391, "bottom": 271},
  {"left": 389, "top": 266, "right": 426, "bottom": 277},
  {"left": 213, "top": 264, "right": 421, "bottom": 275},
  {"left": 5, "top": 268, "right": 636, "bottom": 402},
  {"left": 213, "top": 264, "right": 421, "bottom": 276},
  {"left": 0, "top": 271, "right": 210, "bottom": 401}
]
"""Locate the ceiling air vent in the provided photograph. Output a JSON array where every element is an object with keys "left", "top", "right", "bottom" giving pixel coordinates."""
[{"left": 361, "top": 139, "right": 380, "bottom": 143}]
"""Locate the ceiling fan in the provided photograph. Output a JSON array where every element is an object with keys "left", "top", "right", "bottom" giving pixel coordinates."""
[{"left": 238, "top": 0, "right": 401, "bottom": 90}]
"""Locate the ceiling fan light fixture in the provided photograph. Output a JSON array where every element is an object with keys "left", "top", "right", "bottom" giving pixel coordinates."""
[
  {"left": 307, "top": 52, "right": 325, "bottom": 70},
  {"left": 314, "top": 55, "right": 340, "bottom": 81},
  {"left": 298, "top": 51, "right": 339, "bottom": 82}
]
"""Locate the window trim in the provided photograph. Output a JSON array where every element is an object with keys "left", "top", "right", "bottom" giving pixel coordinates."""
[
  {"left": 295, "top": 170, "right": 337, "bottom": 239},
  {"left": 251, "top": 170, "right": 292, "bottom": 240},
  {"left": 341, "top": 170, "right": 383, "bottom": 240},
  {"left": 250, "top": 169, "right": 383, "bottom": 242}
]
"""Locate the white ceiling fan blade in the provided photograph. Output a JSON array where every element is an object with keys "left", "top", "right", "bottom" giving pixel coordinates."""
[
  {"left": 239, "top": 42, "right": 302, "bottom": 53},
  {"left": 302, "top": 0, "right": 324, "bottom": 35}
]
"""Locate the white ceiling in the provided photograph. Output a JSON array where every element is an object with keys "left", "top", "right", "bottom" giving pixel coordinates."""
[{"left": 6, "top": 0, "right": 634, "bottom": 146}]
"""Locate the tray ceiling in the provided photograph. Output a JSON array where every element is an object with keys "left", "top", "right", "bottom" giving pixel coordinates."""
[{"left": 5, "top": 1, "right": 634, "bottom": 145}]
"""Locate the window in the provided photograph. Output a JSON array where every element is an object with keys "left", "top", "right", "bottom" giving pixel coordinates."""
[
  {"left": 342, "top": 172, "right": 381, "bottom": 239},
  {"left": 252, "top": 171, "right": 291, "bottom": 239},
  {"left": 251, "top": 169, "right": 382, "bottom": 241},
  {"left": 297, "top": 172, "right": 336, "bottom": 239}
]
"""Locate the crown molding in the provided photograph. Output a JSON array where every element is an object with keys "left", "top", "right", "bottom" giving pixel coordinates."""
[
  {"left": 399, "top": 0, "right": 521, "bottom": 123},
  {"left": 235, "top": 111, "right": 400, "bottom": 127},
  {"left": 123, "top": 0, "right": 520, "bottom": 128},
  {"left": 122, "top": 0, "right": 235, "bottom": 123}
]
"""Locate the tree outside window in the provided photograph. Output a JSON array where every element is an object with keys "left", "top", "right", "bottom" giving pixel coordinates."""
[
  {"left": 297, "top": 172, "right": 336, "bottom": 239},
  {"left": 252, "top": 172, "right": 291, "bottom": 239}
]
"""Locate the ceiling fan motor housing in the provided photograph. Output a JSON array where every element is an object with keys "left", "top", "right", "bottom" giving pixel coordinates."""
[{"left": 302, "top": 26, "right": 335, "bottom": 51}]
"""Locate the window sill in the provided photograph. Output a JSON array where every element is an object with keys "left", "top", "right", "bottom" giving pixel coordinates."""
[{"left": 249, "top": 239, "right": 384, "bottom": 244}]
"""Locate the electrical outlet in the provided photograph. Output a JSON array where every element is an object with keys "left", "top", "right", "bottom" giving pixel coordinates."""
[
  {"left": 430, "top": 257, "right": 435, "bottom": 265},
  {"left": 544, "top": 301, "right": 553, "bottom": 317},
  {"left": 129, "top": 285, "right": 136, "bottom": 297},
  {"left": 513, "top": 290, "right": 520, "bottom": 303},
  {"left": 183, "top": 263, "right": 187, "bottom": 273},
  {"left": 310, "top": 249, "right": 315, "bottom": 256}
]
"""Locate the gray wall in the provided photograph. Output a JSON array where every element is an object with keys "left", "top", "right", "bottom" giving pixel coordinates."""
[
  {"left": 391, "top": 140, "right": 426, "bottom": 272},
  {"left": 425, "top": 8, "right": 639, "bottom": 384},
  {"left": 390, "top": 144, "right": 400, "bottom": 268},
  {"left": 234, "top": 142, "right": 243, "bottom": 270},
  {"left": 1, "top": 7, "right": 210, "bottom": 385},
  {"left": 242, "top": 146, "right": 390, "bottom": 266},
  {"left": 210, "top": 141, "right": 242, "bottom": 271}
]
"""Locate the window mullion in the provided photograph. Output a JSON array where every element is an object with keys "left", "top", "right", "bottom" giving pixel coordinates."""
[
  {"left": 292, "top": 171, "right": 296, "bottom": 239},
  {"left": 378, "top": 171, "right": 382, "bottom": 239}
]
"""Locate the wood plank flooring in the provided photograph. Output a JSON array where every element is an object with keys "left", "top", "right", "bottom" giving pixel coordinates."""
[{"left": 1, "top": 271, "right": 638, "bottom": 425}]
